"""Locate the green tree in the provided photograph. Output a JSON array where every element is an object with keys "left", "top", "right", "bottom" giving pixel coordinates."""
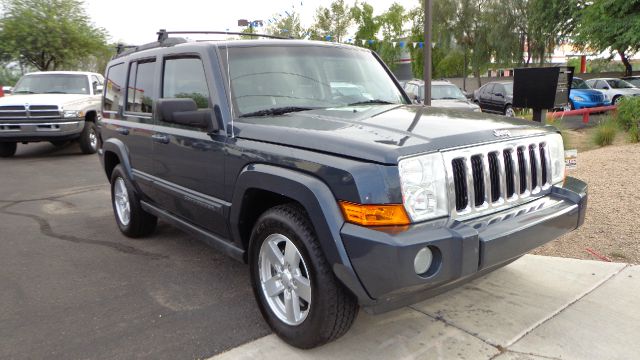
[
  {"left": 573, "top": 0, "right": 640, "bottom": 76},
  {"left": 266, "top": 12, "right": 306, "bottom": 39},
  {"left": 0, "top": 0, "right": 109, "bottom": 71},
  {"left": 376, "top": 3, "right": 405, "bottom": 70},
  {"left": 351, "top": 1, "right": 380, "bottom": 45},
  {"left": 310, "top": 0, "right": 352, "bottom": 42}
]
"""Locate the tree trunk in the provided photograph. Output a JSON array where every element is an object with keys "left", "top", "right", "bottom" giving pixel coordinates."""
[
  {"left": 619, "top": 49, "right": 633, "bottom": 77},
  {"left": 463, "top": 47, "right": 468, "bottom": 91}
]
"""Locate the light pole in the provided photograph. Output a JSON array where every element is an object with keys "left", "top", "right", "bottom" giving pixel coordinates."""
[{"left": 423, "top": 0, "right": 432, "bottom": 106}]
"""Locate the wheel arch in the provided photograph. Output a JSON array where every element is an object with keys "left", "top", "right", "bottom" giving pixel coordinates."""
[
  {"left": 230, "top": 163, "right": 372, "bottom": 303},
  {"left": 101, "top": 138, "right": 133, "bottom": 181}
]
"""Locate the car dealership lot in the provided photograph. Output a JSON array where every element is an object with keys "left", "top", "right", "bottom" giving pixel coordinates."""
[
  {"left": 0, "top": 143, "right": 269, "bottom": 360},
  {"left": 2, "top": 142, "right": 639, "bottom": 360}
]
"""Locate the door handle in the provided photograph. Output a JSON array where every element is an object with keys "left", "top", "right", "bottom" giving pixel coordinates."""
[
  {"left": 152, "top": 133, "right": 170, "bottom": 144},
  {"left": 116, "top": 127, "right": 129, "bottom": 135}
]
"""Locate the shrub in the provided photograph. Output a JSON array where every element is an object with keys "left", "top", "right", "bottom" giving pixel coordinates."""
[
  {"left": 629, "top": 124, "right": 640, "bottom": 143},
  {"left": 592, "top": 118, "right": 618, "bottom": 147},
  {"left": 616, "top": 96, "right": 640, "bottom": 131}
]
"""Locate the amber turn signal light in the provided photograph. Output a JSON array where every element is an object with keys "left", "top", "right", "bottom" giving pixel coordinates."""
[{"left": 339, "top": 201, "right": 411, "bottom": 226}]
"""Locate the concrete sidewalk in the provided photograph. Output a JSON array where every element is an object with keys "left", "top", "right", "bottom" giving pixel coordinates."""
[{"left": 213, "top": 255, "right": 638, "bottom": 360}]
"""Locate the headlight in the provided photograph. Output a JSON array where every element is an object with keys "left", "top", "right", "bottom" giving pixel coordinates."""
[
  {"left": 547, "top": 133, "right": 566, "bottom": 185},
  {"left": 398, "top": 152, "right": 449, "bottom": 222},
  {"left": 473, "top": 107, "right": 482, "bottom": 112},
  {"left": 573, "top": 96, "right": 585, "bottom": 102},
  {"left": 63, "top": 110, "right": 84, "bottom": 118}
]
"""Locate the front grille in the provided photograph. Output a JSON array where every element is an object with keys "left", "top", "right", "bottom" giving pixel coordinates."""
[
  {"left": 446, "top": 136, "right": 552, "bottom": 218},
  {"left": 0, "top": 105, "right": 60, "bottom": 120}
]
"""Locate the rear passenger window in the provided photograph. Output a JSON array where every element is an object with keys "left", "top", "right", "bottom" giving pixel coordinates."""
[
  {"left": 104, "top": 63, "right": 125, "bottom": 113},
  {"left": 162, "top": 57, "right": 211, "bottom": 109},
  {"left": 126, "top": 60, "right": 157, "bottom": 114}
]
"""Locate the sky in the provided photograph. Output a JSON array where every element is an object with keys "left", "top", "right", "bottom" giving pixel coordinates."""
[{"left": 83, "top": 0, "right": 420, "bottom": 45}]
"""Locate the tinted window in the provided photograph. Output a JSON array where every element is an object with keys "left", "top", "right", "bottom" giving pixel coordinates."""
[
  {"left": 127, "top": 60, "right": 156, "bottom": 113},
  {"left": 432, "top": 84, "right": 465, "bottom": 100},
  {"left": 607, "top": 79, "right": 634, "bottom": 89},
  {"left": 104, "top": 63, "right": 126, "bottom": 112},
  {"left": 572, "top": 78, "right": 589, "bottom": 90},
  {"left": 163, "top": 57, "right": 211, "bottom": 109},
  {"left": 493, "top": 84, "right": 506, "bottom": 95},
  {"left": 483, "top": 84, "right": 494, "bottom": 95},
  {"left": 594, "top": 80, "right": 608, "bottom": 90},
  {"left": 13, "top": 74, "right": 89, "bottom": 95}
]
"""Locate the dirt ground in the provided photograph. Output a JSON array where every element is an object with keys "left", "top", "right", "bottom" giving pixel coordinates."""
[{"left": 532, "top": 141, "right": 640, "bottom": 264}]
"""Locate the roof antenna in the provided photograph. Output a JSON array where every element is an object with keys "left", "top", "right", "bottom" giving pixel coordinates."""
[{"left": 157, "top": 29, "right": 168, "bottom": 42}]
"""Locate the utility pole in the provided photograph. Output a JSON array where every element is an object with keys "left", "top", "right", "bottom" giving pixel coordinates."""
[{"left": 423, "top": 0, "right": 432, "bottom": 106}]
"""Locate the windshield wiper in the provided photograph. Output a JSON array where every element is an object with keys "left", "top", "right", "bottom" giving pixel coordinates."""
[
  {"left": 239, "top": 106, "right": 315, "bottom": 118},
  {"left": 435, "top": 97, "right": 463, "bottom": 100},
  {"left": 13, "top": 90, "right": 35, "bottom": 94},
  {"left": 348, "top": 99, "right": 396, "bottom": 106},
  {"left": 45, "top": 91, "right": 67, "bottom": 94}
]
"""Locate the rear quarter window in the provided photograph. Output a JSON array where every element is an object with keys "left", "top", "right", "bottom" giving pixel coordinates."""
[{"left": 104, "top": 63, "right": 126, "bottom": 113}]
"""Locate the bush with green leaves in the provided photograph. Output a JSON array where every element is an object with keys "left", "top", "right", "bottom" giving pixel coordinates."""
[
  {"left": 616, "top": 97, "right": 640, "bottom": 131},
  {"left": 629, "top": 124, "right": 640, "bottom": 144},
  {"left": 592, "top": 117, "right": 618, "bottom": 147}
]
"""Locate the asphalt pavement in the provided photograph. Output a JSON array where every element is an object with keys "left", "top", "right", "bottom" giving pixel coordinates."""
[{"left": 0, "top": 142, "right": 269, "bottom": 360}]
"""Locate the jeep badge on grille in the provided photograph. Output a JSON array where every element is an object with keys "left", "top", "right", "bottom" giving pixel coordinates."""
[{"left": 493, "top": 129, "right": 511, "bottom": 137}]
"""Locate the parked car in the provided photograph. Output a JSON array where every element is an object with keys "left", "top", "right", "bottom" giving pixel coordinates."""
[
  {"left": 621, "top": 76, "right": 640, "bottom": 88},
  {"left": 2, "top": 86, "right": 12, "bottom": 96},
  {"left": 403, "top": 79, "right": 481, "bottom": 112},
  {"left": 0, "top": 71, "right": 104, "bottom": 157},
  {"left": 0, "top": 86, "right": 4, "bottom": 98},
  {"left": 473, "top": 81, "right": 515, "bottom": 116},
  {"left": 568, "top": 77, "right": 609, "bottom": 109},
  {"left": 98, "top": 33, "right": 586, "bottom": 349},
  {"left": 585, "top": 78, "right": 640, "bottom": 105}
]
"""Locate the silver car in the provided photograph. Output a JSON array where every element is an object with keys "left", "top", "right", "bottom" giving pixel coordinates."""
[
  {"left": 585, "top": 78, "right": 640, "bottom": 105},
  {"left": 404, "top": 80, "right": 481, "bottom": 112}
]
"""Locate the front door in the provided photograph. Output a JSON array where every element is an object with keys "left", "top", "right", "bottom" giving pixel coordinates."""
[{"left": 150, "top": 55, "right": 228, "bottom": 237}]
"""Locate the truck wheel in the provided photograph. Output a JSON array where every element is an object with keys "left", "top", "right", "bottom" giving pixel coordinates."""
[
  {"left": 79, "top": 121, "right": 98, "bottom": 154},
  {"left": 613, "top": 96, "right": 623, "bottom": 105},
  {"left": 0, "top": 142, "right": 17, "bottom": 157},
  {"left": 249, "top": 204, "right": 358, "bottom": 349},
  {"left": 110, "top": 165, "right": 157, "bottom": 237}
]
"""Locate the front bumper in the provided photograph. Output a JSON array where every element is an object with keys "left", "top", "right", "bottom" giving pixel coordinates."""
[
  {"left": 0, "top": 119, "right": 85, "bottom": 142},
  {"left": 573, "top": 100, "right": 607, "bottom": 109},
  {"left": 341, "top": 177, "right": 587, "bottom": 313}
]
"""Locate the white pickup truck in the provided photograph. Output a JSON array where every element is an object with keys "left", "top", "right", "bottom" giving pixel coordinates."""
[{"left": 0, "top": 71, "right": 104, "bottom": 157}]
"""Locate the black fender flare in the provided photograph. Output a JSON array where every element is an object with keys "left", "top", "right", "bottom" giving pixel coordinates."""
[
  {"left": 230, "top": 163, "right": 373, "bottom": 303},
  {"left": 101, "top": 138, "right": 134, "bottom": 181}
]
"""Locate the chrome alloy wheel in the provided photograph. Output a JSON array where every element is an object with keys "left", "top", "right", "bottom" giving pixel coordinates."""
[
  {"left": 113, "top": 178, "right": 131, "bottom": 226},
  {"left": 89, "top": 128, "right": 98, "bottom": 150},
  {"left": 259, "top": 233, "right": 312, "bottom": 326},
  {"left": 505, "top": 107, "right": 516, "bottom": 117}
]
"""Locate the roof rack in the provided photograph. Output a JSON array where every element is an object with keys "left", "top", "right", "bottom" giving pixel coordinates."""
[
  {"left": 156, "top": 29, "right": 291, "bottom": 41},
  {"left": 112, "top": 29, "right": 292, "bottom": 59}
]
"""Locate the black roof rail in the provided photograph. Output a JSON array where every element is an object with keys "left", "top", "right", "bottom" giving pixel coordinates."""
[
  {"left": 156, "top": 29, "right": 292, "bottom": 41},
  {"left": 112, "top": 29, "right": 292, "bottom": 60}
]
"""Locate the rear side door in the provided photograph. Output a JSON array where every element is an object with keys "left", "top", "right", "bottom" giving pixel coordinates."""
[{"left": 150, "top": 54, "right": 229, "bottom": 237}]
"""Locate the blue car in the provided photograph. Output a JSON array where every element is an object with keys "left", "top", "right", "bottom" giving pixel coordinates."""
[{"left": 569, "top": 77, "right": 610, "bottom": 109}]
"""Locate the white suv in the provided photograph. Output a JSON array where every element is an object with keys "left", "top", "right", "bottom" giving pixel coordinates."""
[
  {"left": 586, "top": 78, "right": 640, "bottom": 105},
  {"left": 0, "top": 71, "right": 103, "bottom": 157}
]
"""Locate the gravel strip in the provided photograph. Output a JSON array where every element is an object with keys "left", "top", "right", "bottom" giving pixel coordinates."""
[{"left": 532, "top": 143, "right": 640, "bottom": 264}]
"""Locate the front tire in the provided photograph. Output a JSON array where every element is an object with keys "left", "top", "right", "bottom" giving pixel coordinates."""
[
  {"left": 504, "top": 105, "right": 515, "bottom": 117},
  {"left": 79, "top": 121, "right": 98, "bottom": 154},
  {"left": 613, "top": 96, "right": 623, "bottom": 105},
  {"left": 110, "top": 165, "right": 157, "bottom": 237},
  {"left": 0, "top": 142, "right": 17, "bottom": 157},
  {"left": 249, "top": 204, "right": 358, "bottom": 349}
]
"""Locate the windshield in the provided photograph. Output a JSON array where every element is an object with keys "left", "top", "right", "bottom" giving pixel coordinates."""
[
  {"left": 226, "top": 46, "right": 406, "bottom": 117},
  {"left": 503, "top": 83, "right": 513, "bottom": 95},
  {"left": 13, "top": 74, "right": 90, "bottom": 95},
  {"left": 572, "top": 78, "right": 590, "bottom": 90},
  {"left": 432, "top": 84, "right": 466, "bottom": 100},
  {"left": 607, "top": 79, "right": 634, "bottom": 89}
]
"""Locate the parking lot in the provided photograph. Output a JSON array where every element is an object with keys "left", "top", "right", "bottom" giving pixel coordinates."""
[{"left": 0, "top": 143, "right": 269, "bottom": 359}]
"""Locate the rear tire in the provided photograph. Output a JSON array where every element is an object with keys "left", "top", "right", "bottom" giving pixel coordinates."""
[
  {"left": 613, "top": 96, "right": 623, "bottom": 105},
  {"left": 0, "top": 142, "right": 17, "bottom": 157},
  {"left": 249, "top": 204, "right": 358, "bottom": 349},
  {"left": 110, "top": 164, "right": 157, "bottom": 237},
  {"left": 79, "top": 121, "right": 98, "bottom": 154},
  {"left": 504, "top": 105, "right": 515, "bottom": 117}
]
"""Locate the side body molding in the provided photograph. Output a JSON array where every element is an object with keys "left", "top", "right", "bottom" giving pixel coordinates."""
[{"left": 229, "top": 164, "right": 373, "bottom": 304}]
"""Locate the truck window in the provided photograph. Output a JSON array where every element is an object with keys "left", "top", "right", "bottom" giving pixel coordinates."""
[
  {"left": 126, "top": 60, "right": 157, "bottom": 114},
  {"left": 104, "top": 63, "right": 125, "bottom": 113}
]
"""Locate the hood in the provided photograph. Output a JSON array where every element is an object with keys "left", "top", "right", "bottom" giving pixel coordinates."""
[
  {"left": 570, "top": 88, "right": 602, "bottom": 97},
  {"left": 234, "top": 105, "right": 555, "bottom": 164},
  {"left": 0, "top": 93, "right": 90, "bottom": 109},
  {"left": 431, "top": 99, "right": 480, "bottom": 111}
]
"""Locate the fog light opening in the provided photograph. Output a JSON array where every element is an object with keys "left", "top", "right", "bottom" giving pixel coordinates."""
[{"left": 414, "top": 246, "right": 441, "bottom": 277}]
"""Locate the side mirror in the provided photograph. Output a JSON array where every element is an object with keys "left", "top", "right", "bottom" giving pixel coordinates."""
[
  {"left": 95, "top": 85, "right": 104, "bottom": 95},
  {"left": 156, "top": 98, "right": 216, "bottom": 131}
]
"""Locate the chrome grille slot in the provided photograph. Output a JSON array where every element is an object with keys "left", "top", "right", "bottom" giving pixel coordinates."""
[
  {"left": 0, "top": 105, "right": 60, "bottom": 120},
  {"left": 452, "top": 158, "right": 468, "bottom": 211},
  {"left": 444, "top": 135, "right": 555, "bottom": 220}
]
